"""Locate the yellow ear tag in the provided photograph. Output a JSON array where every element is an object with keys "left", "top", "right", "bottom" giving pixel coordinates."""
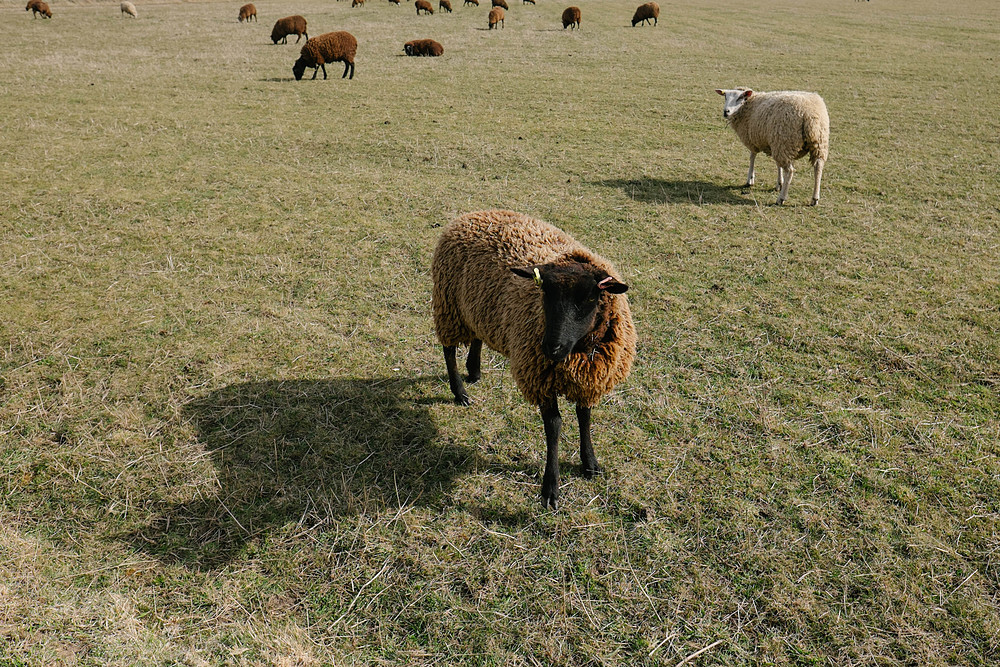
[{"left": 533, "top": 268, "right": 543, "bottom": 287}]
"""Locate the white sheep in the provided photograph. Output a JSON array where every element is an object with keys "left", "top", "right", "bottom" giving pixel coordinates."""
[
  {"left": 716, "top": 88, "right": 829, "bottom": 205},
  {"left": 120, "top": 1, "right": 137, "bottom": 17}
]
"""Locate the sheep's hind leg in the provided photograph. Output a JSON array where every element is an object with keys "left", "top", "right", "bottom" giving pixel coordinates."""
[
  {"left": 466, "top": 339, "right": 482, "bottom": 384},
  {"left": 540, "top": 398, "right": 562, "bottom": 509},
  {"left": 576, "top": 404, "right": 602, "bottom": 478},
  {"left": 811, "top": 158, "right": 824, "bottom": 206},
  {"left": 444, "top": 346, "right": 471, "bottom": 406}
]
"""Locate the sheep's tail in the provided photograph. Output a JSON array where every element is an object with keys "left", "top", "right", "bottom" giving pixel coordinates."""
[{"left": 802, "top": 104, "right": 830, "bottom": 165}]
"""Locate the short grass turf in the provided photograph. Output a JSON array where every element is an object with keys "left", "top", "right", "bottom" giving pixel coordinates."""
[{"left": 1, "top": 0, "right": 999, "bottom": 663}]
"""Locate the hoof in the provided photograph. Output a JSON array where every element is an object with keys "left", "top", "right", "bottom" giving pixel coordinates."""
[
  {"left": 541, "top": 481, "right": 559, "bottom": 510},
  {"left": 466, "top": 372, "right": 481, "bottom": 384},
  {"left": 582, "top": 463, "right": 604, "bottom": 479},
  {"left": 810, "top": 198, "right": 819, "bottom": 206},
  {"left": 775, "top": 198, "right": 785, "bottom": 206},
  {"left": 454, "top": 394, "right": 471, "bottom": 406}
]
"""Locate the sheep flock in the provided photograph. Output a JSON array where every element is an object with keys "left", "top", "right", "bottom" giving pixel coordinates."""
[{"left": 19, "top": 0, "right": 840, "bottom": 508}]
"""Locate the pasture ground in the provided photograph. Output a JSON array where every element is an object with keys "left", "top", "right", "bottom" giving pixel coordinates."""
[{"left": 1, "top": 0, "right": 999, "bottom": 663}]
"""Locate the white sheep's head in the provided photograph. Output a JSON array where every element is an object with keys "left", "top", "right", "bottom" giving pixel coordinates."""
[{"left": 716, "top": 88, "right": 753, "bottom": 119}]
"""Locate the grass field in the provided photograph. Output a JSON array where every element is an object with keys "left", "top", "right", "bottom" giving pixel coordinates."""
[{"left": 2, "top": 0, "right": 999, "bottom": 663}]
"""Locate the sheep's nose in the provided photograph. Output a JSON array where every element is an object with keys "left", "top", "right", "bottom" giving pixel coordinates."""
[
  {"left": 542, "top": 342, "right": 569, "bottom": 362},
  {"left": 723, "top": 110, "right": 730, "bottom": 118}
]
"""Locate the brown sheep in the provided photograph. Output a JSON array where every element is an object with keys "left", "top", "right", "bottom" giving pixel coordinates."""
[
  {"left": 488, "top": 6, "right": 504, "bottom": 28},
  {"left": 562, "top": 5, "right": 580, "bottom": 29},
  {"left": 432, "top": 210, "right": 636, "bottom": 509},
  {"left": 352, "top": 0, "right": 365, "bottom": 6},
  {"left": 439, "top": 0, "right": 452, "bottom": 11},
  {"left": 404, "top": 38, "right": 444, "bottom": 56},
  {"left": 492, "top": 0, "right": 508, "bottom": 8},
  {"left": 271, "top": 15, "right": 308, "bottom": 44},
  {"left": 631, "top": 1, "right": 658, "bottom": 26},
  {"left": 238, "top": 3, "right": 256, "bottom": 22},
  {"left": 293, "top": 31, "right": 357, "bottom": 80},
  {"left": 464, "top": 0, "right": 479, "bottom": 5},
  {"left": 26, "top": 0, "right": 52, "bottom": 18},
  {"left": 415, "top": 0, "right": 434, "bottom": 13}
]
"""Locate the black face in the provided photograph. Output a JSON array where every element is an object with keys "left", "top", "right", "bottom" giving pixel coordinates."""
[
  {"left": 292, "top": 58, "right": 306, "bottom": 80},
  {"left": 512, "top": 262, "right": 628, "bottom": 362}
]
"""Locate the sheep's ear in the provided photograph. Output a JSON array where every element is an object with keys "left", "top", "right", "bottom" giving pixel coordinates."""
[
  {"left": 743, "top": 89, "right": 753, "bottom": 99},
  {"left": 715, "top": 89, "right": 726, "bottom": 96},
  {"left": 511, "top": 266, "right": 544, "bottom": 286},
  {"left": 597, "top": 276, "right": 628, "bottom": 294}
]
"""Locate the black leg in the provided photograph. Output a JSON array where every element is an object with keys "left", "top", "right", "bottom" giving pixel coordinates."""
[
  {"left": 444, "top": 346, "right": 470, "bottom": 406},
  {"left": 466, "top": 339, "right": 482, "bottom": 383},
  {"left": 576, "top": 405, "right": 602, "bottom": 477},
  {"left": 311, "top": 66, "right": 318, "bottom": 80},
  {"left": 541, "top": 398, "right": 561, "bottom": 509},
  {"left": 321, "top": 63, "right": 328, "bottom": 79}
]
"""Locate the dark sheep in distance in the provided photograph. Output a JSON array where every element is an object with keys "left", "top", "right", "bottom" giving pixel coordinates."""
[
  {"left": 488, "top": 6, "right": 504, "bottom": 28},
  {"left": 352, "top": 0, "right": 365, "bottom": 7},
  {"left": 293, "top": 31, "right": 357, "bottom": 80},
  {"left": 492, "top": 0, "right": 508, "bottom": 8},
  {"left": 415, "top": 0, "right": 434, "bottom": 13},
  {"left": 439, "top": 0, "right": 452, "bottom": 11},
  {"left": 271, "top": 15, "right": 308, "bottom": 44},
  {"left": 432, "top": 210, "right": 636, "bottom": 509},
  {"left": 389, "top": 0, "right": 400, "bottom": 4},
  {"left": 562, "top": 6, "right": 580, "bottom": 29},
  {"left": 26, "top": 0, "right": 52, "bottom": 18},
  {"left": 631, "top": 2, "right": 658, "bottom": 26},
  {"left": 464, "top": 0, "right": 479, "bottom": 5},
  {"left": 238, "top": 3, "right": 256, "bottom": 22},
  {"left": 404, "top": 38, "right": 444, "bottom": 56}
]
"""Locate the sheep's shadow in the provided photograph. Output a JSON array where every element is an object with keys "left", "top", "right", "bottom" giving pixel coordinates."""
[
  {"left": 591, "top": 177, "right": 759, "bottom": 205},
  {"left": 130, "top": 376, "right": 477, "bottom": 569},
  {"left": 259, "top": 77, "right": 295, "bottom": 82}
]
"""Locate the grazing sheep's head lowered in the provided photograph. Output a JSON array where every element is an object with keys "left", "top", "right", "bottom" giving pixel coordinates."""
[
  {"left": 511, "top": 261, "right": 628, "bottom": 362},
  {"left": 717, "top": 88, "right": 752, "bottom": 119}
]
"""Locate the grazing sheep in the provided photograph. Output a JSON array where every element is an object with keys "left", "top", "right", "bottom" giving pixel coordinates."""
[
  {"left": 523, "top": 0, "right": 535, "bottom": 4},
  {"left": 562, "top": 6, "right": 580, "bottom": 29},
  {"left": 492, "top": 0, "right": 508, "bottom": 8},
  {"left": 120, "top": 1, "right": 137, "bottom": 18},
  {"left": 238, "top": 3, "right": 256, "bottom": 22},
  {"left": 389, "top": 0, "right": 400, "bottom": 4},
  {"left": 716, "top": 88, "right": 830, "bottom": 205},
  {"left": 631, "top": 1, "right": 658, "bottom": 26},
  {"left": 352, "top": 0, "right": 365, "bottom": 6},
  {"left": 415, "top": 0, "right": 434, "bottom": 13},
  {"left": 464, "top": 0, "right": 479, "bottom": 5},
  {"left": 488, "top": 6, "right": 504, "bottom": 28},
  {"left": 439, "top": 0, "right": 452, "bottom": 11},
  {"left": 404, "top": 38, "right": 444, "bottom": 56},
  {"left": 271, "top": 15, "right": 308, "bottom": 44},
  {"left": 433, "top": 210, "right": 636, "bottom": 509},
  {"left": 293, "top": 31, "right": 357, "bottom": 80},
  {"left": 26, "top": 0, "right": 51, "bottom": 18}
]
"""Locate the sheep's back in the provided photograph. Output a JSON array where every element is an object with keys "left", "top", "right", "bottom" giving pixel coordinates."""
[
  {"left": 300, "top": 31, "right": 357, "bottom": 65},
  {"left": 733, "top": 91, "right": 828, "bottom": 162}
]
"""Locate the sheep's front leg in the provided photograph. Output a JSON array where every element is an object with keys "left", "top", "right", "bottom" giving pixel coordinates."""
[
  {"left": 444, "top": 346, "right": 471, "bottom": 406},
  {"left": 541, "top": 398, "right": 561, "bottom": 509},
  {"left": 576, "top": 404, "right": 602, "bottom": 477},
  {"left": 745, "top": 151, "right": 757, "bottom": 187},
  {"left": 811, "top": 158, "right": 824, "bottom": 206},
  {"left": 466, "top": 339, "right": 482, "bottom": 384},
  {"left": 777, "top": 163, "right": 794, "bottom": 205},
  {"left": 320, "top": 63, "right": 329, "bottom": 79}
]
